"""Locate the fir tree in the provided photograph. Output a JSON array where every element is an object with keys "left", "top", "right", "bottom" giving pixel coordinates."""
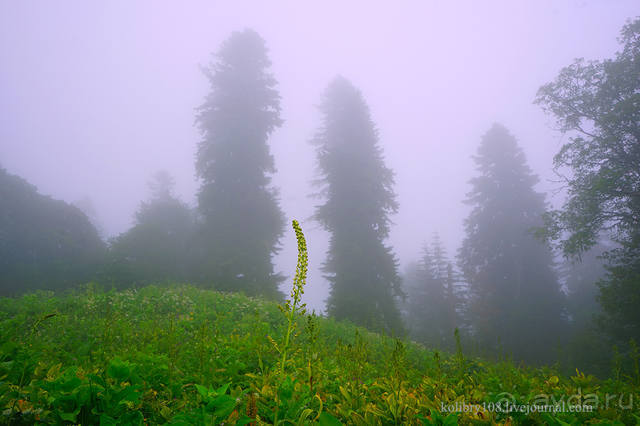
[
  {"left": 312, "top": 76, "right": 402, "bottom": 333},
  {"left": 458, "top": 123, "right": 566, "bottom": 364},
  {"left": 194, "top": 29, "right": 285, "bottom": 299},
  {"left": 107, "top": 171, "right": 194, "bottom": 287},
  {"left": 403, "top": 235, "right": 459, "bottom": 349}
]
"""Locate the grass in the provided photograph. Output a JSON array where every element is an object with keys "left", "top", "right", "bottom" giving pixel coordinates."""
[
  {"left": 1, "top": 221, "right": 639, "bottom": 424},
  {"left": 1, "top": 284, "right": 639, "bottom": 425}
]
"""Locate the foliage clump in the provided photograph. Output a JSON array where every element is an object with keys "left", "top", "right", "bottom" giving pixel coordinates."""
[{"left": 535, "top": 17, "right": 640, "bottom": 347}]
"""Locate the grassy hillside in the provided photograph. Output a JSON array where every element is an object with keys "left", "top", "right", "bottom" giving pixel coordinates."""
[{"left": 1, "top": 284, "right": 638, "bottom": 425}]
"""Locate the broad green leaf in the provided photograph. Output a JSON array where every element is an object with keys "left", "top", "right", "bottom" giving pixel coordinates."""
[
  {"left": 58, "top": 410, "right": 79, "bottom": 422},
  {"left": 195, "top": 384, "right": 210, "bottom": 399},
  {"left": 318, "top": 412, "right": 343, "bottom": 426},
  {"left": 99, "top": 413, "right": 118, "bottom": 426},
  {"left": 212, "top": 394, "right": 236, "bottom": 418},
  {"left": 215, "top": 382, "right": 230, "bottom": 396},
  {"left": 107, "top": 358, "right": 131, "bottom": 382},
  {"left": 443, "top": 413, "right": 458, "bottom": 426}
]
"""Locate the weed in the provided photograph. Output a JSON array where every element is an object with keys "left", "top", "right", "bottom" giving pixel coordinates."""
[{"left": 274, "top": 219, "right": 308, "bottom": 377}]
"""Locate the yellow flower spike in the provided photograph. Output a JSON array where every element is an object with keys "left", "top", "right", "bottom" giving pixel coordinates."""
[{"left": 277, "top": 220, "right": 309, "bottom": 376}]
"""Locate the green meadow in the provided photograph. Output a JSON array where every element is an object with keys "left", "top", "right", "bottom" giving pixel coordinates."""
[{"left": 2, "top": 282, "right": 639, "bottom": 425}]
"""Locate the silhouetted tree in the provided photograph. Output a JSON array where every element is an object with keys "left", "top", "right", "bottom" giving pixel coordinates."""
[
  {"left": 0, "top": 167, "right": 105, "bottom": 295},
  {"left": 194, "top": 29, "right": 285, "bottom": 299},
  {"left": 535, "top": 17, "right": 640, "bottom": 346},
  {"left": 106, "top": 171, "right": 194, "bottom": 287},
  {"left": 458, "top": 124, "right": 566, "bottom": 364},
  {"left": 312, "top": 76, "right": 402, "bottom": 333},
  {"left": 403, "top": 234, "right": 460, "bottom": 349}
]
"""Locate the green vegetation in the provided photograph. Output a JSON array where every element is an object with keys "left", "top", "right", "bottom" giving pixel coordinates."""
[
  {"left": 535, "top": 18, "right": 640, "bottom": 348},
  {"left": 1, "top": 221, "right": 639, "bottom": 424},
  {"left": 3, "top": 286, "right": 640, "bottom": 424},
  {"left": 1, "top": 16, "right": 640, "bottom": 425}
]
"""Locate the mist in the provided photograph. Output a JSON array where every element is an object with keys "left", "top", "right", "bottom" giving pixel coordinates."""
[{"left": 0, "top": 1, "right": 636, "bottom": 312}]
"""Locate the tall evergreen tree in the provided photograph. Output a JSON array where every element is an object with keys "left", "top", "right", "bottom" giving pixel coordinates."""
[
  {"left": 312, "top": 76, "right": 402, "bottom": 333},
  {"left": 403, "top": 234, "right": 460, "bottom": 349},
  {"left": 106, "top": 171, "right": 194, "bottom": 287},
  {"left": 458, "top": 123, "right": 566, "bottom": 364},
  {"left": 194, "top": 29, "right": 285, "bottom": 299}
]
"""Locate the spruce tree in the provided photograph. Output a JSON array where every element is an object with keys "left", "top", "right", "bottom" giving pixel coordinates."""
[
  {"left": 107, "top": 171, "right": 194, "bottom": 287},
  {"left": 194, "top": 29, "right": 284, "bottom": 299},
  {"left": 312, "top": 76, "right": 402, "bottom": 333},
  {"left": 403, "top": 235, "right": 459, "bottom": 349},
  {"left": 458, "top": 123, "right": 566, "bottom": 364}
]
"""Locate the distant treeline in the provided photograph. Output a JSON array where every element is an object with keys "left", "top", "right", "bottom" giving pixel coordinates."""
[{"left": 1, "top": 17, "right": 639, "bottom": 376}]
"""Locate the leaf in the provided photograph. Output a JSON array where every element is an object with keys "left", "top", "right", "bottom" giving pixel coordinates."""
[
  {"left": 99, "top": 413, "right": 118, "bottom": 426},
  {"left": 59, "top": 376, "right": 82, "bottom": 392},
  {"left": 112, "top": 384, "right": 142, "bottom": 404},
  {"left": 338, "top": 385, "right": 351, "bottom": 402},
  {"left": 278, "top": 376, "right": 294, "bottom": 402},
  {"left": 215, "top": 382, "right": 230, "bottom": 396},
  {"left": 106, "top": 358, "right": 131, "bottom": 382},
  {"left": 58, "top": 410, "right": 79, "bottom": 422},
  {"left": 318, "top": 412, "right": 343, "bottom": 426},
  {"left": 541, "top": 413, "right": 571, "bottom": 426},
  {"left": 89, "top": 373, "right": 106, "bottom": 388},
  {"left": 235, "top": 415, "right": 256, "bottom": 426},
  {"left": 443, "top": 413, "right": 459, "bottom": 426},
  {"left": 120, "top": 410, "right": 144, "bottom": 425},
  {"left": 211, "top": 394, "right": 236, "bottom": 418},
  {"left": 195, "top": 384, "right": 210, "bottom": 400},
  {"left": 75, "top": 384, "right": 92, "bottom": 406},
  {"left": 160, "top": 405, "right": 172, "bottom": 420},
  {"left": 298, "top": 408, "right": 315, "bottom": 423}
]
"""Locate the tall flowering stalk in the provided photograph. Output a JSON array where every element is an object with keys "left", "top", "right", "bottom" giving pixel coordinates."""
[{"left": 278, "top": 220, "right": 308, "bottom": 375}]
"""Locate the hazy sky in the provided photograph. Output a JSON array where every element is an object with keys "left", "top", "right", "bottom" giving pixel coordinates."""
[{"left": 1, "top": 1, "right": 638, "bottom": 312}]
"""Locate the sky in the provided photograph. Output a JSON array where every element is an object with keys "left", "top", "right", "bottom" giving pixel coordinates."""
[{"left": 1, "top": 1, "right": 638, "bottom": 312}]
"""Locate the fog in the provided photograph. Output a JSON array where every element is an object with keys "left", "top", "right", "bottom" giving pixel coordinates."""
[{"left": 1, "top": 0, "right": 637, "bottom": 313}]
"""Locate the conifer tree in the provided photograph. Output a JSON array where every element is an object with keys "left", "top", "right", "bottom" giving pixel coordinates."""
[
  {"left": 107, "top": 171, "right": 194, "bottom": 287},
  {"left": 312, "top": 76, "right": 402, "bottom": 333},
  {"left": 194, "top": 29, "right": 284, "bottom": 299},
  {"left": 458, "top": 123, "right": 566, "bottom": 364},
  {"left": 403, "top": 235, "right": 459, "bottom": 349}
]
